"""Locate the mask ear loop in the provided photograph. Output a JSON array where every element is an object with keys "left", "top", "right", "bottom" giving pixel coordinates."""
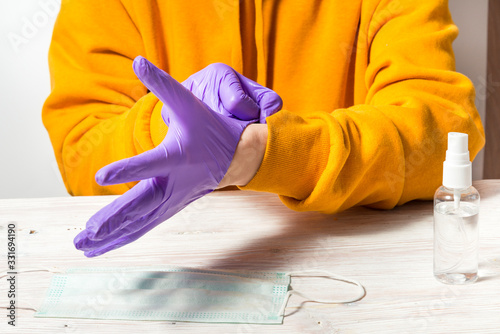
[
  {"left": 279, "top": 270, "right": 366, "bottom": 317},
  {"left": 0, "top": 267, "right": 64, "bottom": 312}
]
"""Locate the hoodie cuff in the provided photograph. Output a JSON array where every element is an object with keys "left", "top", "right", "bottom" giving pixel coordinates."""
[{"left": 238, "top": 110, "right": 331, "bottom": 202}]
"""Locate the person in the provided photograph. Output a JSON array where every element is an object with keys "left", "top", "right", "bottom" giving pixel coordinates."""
[{"left": 42, "top": 0, "right": 485, "bottom": 257}]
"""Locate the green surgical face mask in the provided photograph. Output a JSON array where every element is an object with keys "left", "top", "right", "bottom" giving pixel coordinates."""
[{"left": 33, "top": 267, "right": 365, "bottom": 324}]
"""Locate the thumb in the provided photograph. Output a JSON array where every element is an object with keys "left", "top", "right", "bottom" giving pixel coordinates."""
[{"left": 133, "top": 56, "right": 200, "bottom": 122}]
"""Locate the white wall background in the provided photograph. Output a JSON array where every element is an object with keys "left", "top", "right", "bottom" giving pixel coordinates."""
[
  {"left": 0, "top": 0, "right": 67, "bottom": 199},
  {"left": 449, "top": 0, "right": 488, "bottom": 181},
  {"left": 0, "top": 0, "right": 489, "bottom": 199}
]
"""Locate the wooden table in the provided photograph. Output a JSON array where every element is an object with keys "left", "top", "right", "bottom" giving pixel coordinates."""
[{"left": 1, "top": 180, "right": 499, "bottom": 333}]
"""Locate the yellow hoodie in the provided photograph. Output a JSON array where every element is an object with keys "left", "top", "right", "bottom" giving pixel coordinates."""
[{"left": 42, "top": 0, "right": 484, "bottom": 213}]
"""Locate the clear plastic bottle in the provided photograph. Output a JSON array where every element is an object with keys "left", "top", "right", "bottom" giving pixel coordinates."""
[{"left": 433, "top": 132, "right": 479, "bottom": 285}]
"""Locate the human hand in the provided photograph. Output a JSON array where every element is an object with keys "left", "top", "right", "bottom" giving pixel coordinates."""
[
  {"left": 73, "top": 56, "right": 256, "bottom": 257},
  {"left": 181, "top": 63, "right": 282, "bottom": 124}
]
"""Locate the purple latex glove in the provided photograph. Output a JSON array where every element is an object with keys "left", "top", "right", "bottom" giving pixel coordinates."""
[
  {"left": 181, "top": 63, "right": 282, "bottom": 124},
  {"left": 74, "top": 57, "right": 259, "bottom": 257}
]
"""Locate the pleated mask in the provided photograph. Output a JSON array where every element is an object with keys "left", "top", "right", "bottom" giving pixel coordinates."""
[{"left": 34, "top": 266, "right": 365, "bottom": 324}]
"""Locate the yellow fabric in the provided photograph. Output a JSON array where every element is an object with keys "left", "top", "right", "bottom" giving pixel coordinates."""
[{"left": 43, "top": 0, "right": 484, "bottom": 213}]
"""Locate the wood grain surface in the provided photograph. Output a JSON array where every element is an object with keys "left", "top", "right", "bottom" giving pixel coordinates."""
[{"left": 1, "top": 180, "right": 500, "bottom": 333}]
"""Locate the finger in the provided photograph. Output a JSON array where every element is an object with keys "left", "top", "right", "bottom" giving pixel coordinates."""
[
  {"left": 257, "top": 91, "right": 283, "bottom": 123},
  {"left": 218, "top": 68, "right": 260, "bottom": 121},
  {"left": 133, "top": 56, "right": 198, "bottom": 121},
  {"left": 74, "top": 178, "right": 170, "bottom": 251},
  {"left": 96, "top": 148, "right": 167, "bottom": 186},
  {"left": 82, "top": 214, "right": 165, "bottom": 257},
  {"left": 82, "top": 188, "right": 211, "bottom": 257},
  {"left": 235, "top": 72, "right": 283, "bottom": 123}
]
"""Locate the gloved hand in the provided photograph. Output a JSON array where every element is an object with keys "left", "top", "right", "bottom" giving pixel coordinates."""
[
  {"left": 74, "top": 56, "right": 278, "bottom": 257},
  {"left": 181, "top": 63, "right": 282, "bottom": 124}
]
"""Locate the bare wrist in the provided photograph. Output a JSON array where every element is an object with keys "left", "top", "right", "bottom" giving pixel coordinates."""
[{"left": 218, "top": 123, "right": 268, "bottom": 188}]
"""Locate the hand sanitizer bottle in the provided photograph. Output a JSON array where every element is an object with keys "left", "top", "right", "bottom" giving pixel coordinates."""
[{"left": 434, "top": 132, "right": 479, "bottom": 284}]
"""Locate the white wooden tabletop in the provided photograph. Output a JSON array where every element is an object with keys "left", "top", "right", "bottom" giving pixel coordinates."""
[{"left": 1, "top": 180, "right": 500, "bottom": 334}]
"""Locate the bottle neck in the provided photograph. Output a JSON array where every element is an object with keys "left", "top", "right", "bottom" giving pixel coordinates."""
[{"left": 441, "top": 185, "right": 470, "bottom": 193}]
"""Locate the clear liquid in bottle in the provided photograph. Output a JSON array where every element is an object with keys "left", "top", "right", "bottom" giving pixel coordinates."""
[{"left": 433, "top": 200, "right": 479, "bottom": 284}]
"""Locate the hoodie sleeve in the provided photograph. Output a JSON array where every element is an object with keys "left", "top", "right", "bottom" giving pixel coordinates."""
[
  {"left": 42, "top": 0, "right": 167, "bottom": 195},
  {"left": 240, "top": 0, "right": 485, "bottom": 213}
]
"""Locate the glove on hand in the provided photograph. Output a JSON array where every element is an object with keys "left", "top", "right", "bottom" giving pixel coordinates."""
[
  {"left": 74, "top": 56, "right": 280, "bottom": 257},
  {"left": 181, "top": 62, "right": 282, "bottom": 124}
]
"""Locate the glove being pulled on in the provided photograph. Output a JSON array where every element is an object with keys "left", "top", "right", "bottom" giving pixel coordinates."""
[{"left": 74, "top": 56, "right": 264, "bottom": 257}]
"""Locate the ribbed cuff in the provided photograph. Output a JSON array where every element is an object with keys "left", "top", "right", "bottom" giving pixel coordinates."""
[{"left": 239, "top": 110, "right": 332, "bottom": 202}]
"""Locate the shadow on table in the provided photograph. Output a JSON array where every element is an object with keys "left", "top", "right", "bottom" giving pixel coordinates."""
[
  {"left": 477, "top": 256, "right": 500, "bottom": 283},
  {"left": 473, "top": 180, "right": 500, "bottom": 200},
  {"left": 206, "top": 199, "right": 432, "bottom": 272}
]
